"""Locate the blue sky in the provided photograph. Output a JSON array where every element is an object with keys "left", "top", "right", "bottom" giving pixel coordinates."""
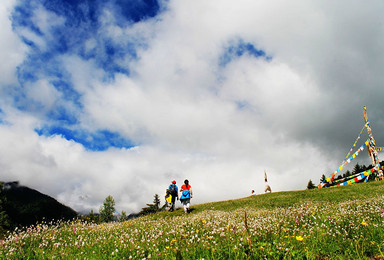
[
  {"left": 1, "top": 0, "right": 384, "bottom": 213},
  {"left": 10, "top": 0, "right": 162, "bottom": 151}
]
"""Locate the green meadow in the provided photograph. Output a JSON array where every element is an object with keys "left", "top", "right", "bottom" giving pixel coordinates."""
[{"left": 2, "top": 181, "right": 384, "bottom": 259}]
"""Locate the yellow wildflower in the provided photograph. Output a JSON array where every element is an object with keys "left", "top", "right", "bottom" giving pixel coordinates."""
[{"left": 296, "top": 236, "right": 304, "bottom": 241}]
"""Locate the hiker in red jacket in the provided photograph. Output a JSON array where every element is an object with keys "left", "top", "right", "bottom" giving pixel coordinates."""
[{"left": 180, "top": 179, "right": 193, "bottom": 213}]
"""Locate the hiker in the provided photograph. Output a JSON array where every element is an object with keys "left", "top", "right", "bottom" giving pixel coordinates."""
[
  {"left": 264, "top": 170, "right": 272, "bottom": 193},
  {"left": 168, "top": 180, "right": 178, "bottom": 211},
  {"left": 164, "top": 189, "right": 172, "bottom": 209},
  {"left": 180, "top": 179, "right": 193, "bottom": 213},
  {"left": 251, "top": 190, "right": 255, "bottom": 196},
  {"left": 265, "top": 183, "right": 272, "bottom": 193}
]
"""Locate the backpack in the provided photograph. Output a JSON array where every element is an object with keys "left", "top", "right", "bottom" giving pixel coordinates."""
[
  {"left": 181, "top": 189, "right": 190, "bottom": 199},
  {"left": 169, "top": 184, "right": 177, "bottom": 195}
]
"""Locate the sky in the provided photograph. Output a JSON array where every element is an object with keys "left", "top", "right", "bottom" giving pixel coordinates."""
[{"left": 1, "top": 0, "right": 384, "bottom": 214}]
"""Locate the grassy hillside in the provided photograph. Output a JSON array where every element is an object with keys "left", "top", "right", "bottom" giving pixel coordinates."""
[
  {"left": 198, "top": 180, "right": 384, "bottom": 211},
  {"left": 2, "top": 181, "right": 384, "bottom": 259},
  {"left": 153, "top": 180, "right": 384, "bottom": 217}
]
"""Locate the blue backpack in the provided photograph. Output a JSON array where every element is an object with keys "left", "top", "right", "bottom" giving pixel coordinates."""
[
  {"left": 181, "top": 189, "right": 190, "bottom": 199},
  {"left": 169, "top": 184, "right": 177, "bottom": 195}
]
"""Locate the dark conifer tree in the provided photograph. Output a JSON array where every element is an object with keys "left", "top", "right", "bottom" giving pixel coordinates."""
[{"left": 99, "top": 195, "right": 115, "bottom": 223}]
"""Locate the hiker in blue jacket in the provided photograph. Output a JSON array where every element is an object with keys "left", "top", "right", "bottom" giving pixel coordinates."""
[
  {"left": 180, "top": 179, "right": 192, "bottom": 213},
  {"left": 168, "top": 180, "right": 178, "bottom": 211}
]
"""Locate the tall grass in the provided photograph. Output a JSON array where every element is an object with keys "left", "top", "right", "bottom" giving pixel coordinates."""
[{"left": 2, "top": 181, "right": 384, "bottom": 259}]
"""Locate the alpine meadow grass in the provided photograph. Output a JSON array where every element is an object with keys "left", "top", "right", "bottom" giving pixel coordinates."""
[{"left": 2, "top": 181, "right": 384, "bottom": 259}]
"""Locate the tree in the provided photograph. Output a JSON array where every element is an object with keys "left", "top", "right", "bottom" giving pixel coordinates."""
[
  {"left": 307, "top": 179, "right": 316, "bottom": 190},
  {"left": 88, "top": 210, "right": 100, "bottom": 224},
  {"left": 352, "top": 163, "right": 362, "bottom": 175},
  {"left": 343, "top": 170, "right": 351, "bottom": 178},
  {"left": 140, "top": 194, "right": 162, "bottom": 216},
  {"left": 153, "top": 194, "right": 160, "bottom": 211},
  {"left": 0, "top": 182, "right": 10, "bottom": 235},
  {"left": 120, "top": 211, "right": 128, "bottom": 222},
  {"left": 99, "top": 195, "right": 115, "bottom": 223}
]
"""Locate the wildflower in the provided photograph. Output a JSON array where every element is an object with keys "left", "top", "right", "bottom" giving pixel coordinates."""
[
  {"left": 361, "top": 221, "right": 367, "bottom": 226},
  {"left": 232, "top": 226, "right": 237, "bottom": 233},
  {"left": 296, "top": 236, "right": 304, "bottom": 241}
]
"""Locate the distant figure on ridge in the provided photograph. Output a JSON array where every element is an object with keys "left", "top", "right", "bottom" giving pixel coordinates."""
[
  {"left": 180, "top": 179, "right": 193, "bottom": 213},
  {"left": 264, "top": 170, "right": 272, "bottom": 193},
  {"left": 265, "top": 183, "right": 272, "bottom": 193},
  {"left": 168, "top": 180, "right": 178, "bottom": 211},
  {"left": 251, "top": 190, "right": 255, "bottom": 196}
]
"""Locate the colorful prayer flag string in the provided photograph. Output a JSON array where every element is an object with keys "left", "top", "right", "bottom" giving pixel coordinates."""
[
  {"left": 342, "top": 123, "right": 367, "bottom": 163},
  {"left": 335, "top": 164, "right": 381, "bottom": 187},
  {"left": 326, "top": 139, "right": 369, "bottom": 182}
]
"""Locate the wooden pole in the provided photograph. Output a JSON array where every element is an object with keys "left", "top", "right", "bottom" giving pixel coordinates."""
[
  {"left": 363, "top": 106, "right": 382, "bottom": 178},
  {"left": 363, "top": 106, "right": 376, "bottom": 166}
]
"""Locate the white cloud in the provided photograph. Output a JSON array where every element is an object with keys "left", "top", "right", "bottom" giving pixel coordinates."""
[
  {"left": 25, "top": 79, "right": 62, "bottom": 111},
  {"left": 31, "top": 5, "right": 65, "bottom": 35},
  {"left": 0, "top": 0, "right": 27, "bottom": 87}
]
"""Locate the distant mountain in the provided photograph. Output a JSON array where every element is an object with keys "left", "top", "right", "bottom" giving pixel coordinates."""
[{"left": 2, "top": 181, "right": 77, "bottom": 228}]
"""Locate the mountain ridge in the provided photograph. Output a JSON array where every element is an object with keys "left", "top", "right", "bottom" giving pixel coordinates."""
[{"left": 2, "top": 181, "right": 77, "bottom": 228}]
